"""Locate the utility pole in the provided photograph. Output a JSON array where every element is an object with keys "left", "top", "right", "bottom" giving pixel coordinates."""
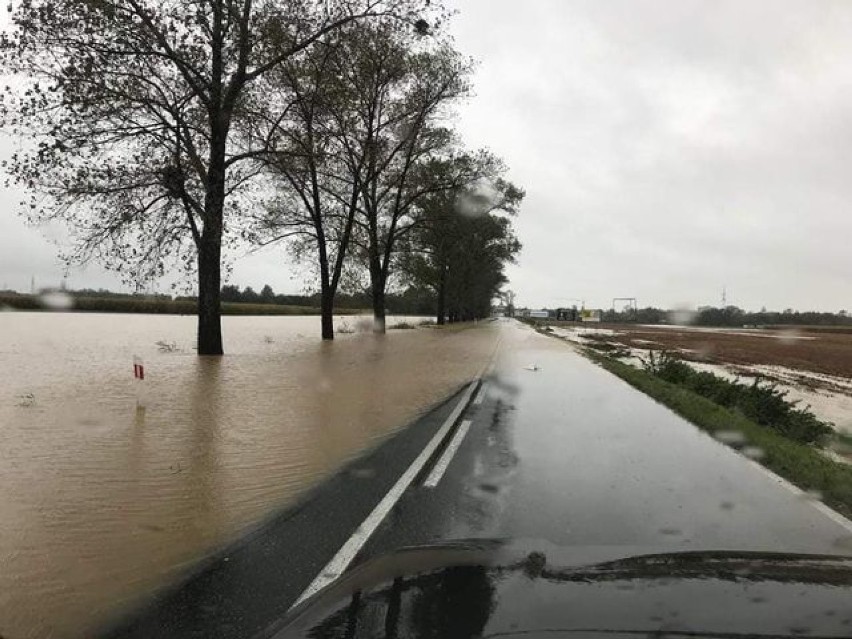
[{"left": 722, "top": 285, "right": 727, "bottom": 307}]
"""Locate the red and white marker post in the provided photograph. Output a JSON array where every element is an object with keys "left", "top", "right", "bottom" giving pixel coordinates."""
[{"left": 133, "top": 355, "right": 146, "bottom": 407}]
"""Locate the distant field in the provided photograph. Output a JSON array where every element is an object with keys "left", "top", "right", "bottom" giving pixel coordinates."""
[
  {"left": 761, "top": 325, "right": 852, "bottom": 335},
  {"left": 599, "top": 323, "right": 852, "bottom": 379},
  {"left": 0, "top": 293, "right": 365, "bottom": 317},
  {"left": 533, "top": 317, "right": 852, "bottom": 445},
  {"left": 528, "top": 319, "right": 852, "bottom": 379}
]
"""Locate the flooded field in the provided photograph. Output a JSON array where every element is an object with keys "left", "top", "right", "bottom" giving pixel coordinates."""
[
  {"left": 546, "top": 323, "right": 852, "bottom": 438},
  {"left": 0, "top": 312, "right": 498, "bottom": 639}
]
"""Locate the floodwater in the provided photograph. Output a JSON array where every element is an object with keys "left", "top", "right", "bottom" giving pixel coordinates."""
[{"left": 0, "top": 312, "right": 498, "bottom": 639}]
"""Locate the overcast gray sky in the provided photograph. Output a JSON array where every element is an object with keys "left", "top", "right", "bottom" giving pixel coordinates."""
[{"left": 2, "top": 0, "right": 851, "bottom": 311}]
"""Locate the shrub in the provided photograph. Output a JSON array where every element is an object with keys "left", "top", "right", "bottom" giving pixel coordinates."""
[
  {"left": 641, "top": 350, "right": 693, "bottom": 383},
  {"left": 336, "top": 320, "right": 355, "bottom": 334},
  {"left": 587, "top": 341, "right": 631, "bottom": 358},
  {"left": 640, "top": 350, "right": 832, "bottom": 446}
]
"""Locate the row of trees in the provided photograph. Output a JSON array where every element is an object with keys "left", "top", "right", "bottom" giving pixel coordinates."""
[
  {"left": 601, "top": 306, "right": 852, "bottom": 327},
  {"left": 220, "top": 283, "right": 436, "bottom": 314},
  {"left": 692, "top": 306, "right": 852, "bottom": 328},
  {"left": 1, "top": 0, "right": 522, "bottom": 354}
]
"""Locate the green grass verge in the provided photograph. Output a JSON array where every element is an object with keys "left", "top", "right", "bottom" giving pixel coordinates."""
[
  {"left": 0, "top": 293, "right": 364, "bottom": 316},
  {"left": 584, "top": 349, "right": 852, "bottom": 520}
]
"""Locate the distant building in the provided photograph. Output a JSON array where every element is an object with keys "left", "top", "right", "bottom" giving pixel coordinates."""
[
  {"left": 556, "top": 307, "right": 578, "bottom": 321},
  {"left": 580, "top": 309, "right": 602, "bottom": 323},
  {"left": 528, "top": 309, "right": 550, "bottom": 319}
]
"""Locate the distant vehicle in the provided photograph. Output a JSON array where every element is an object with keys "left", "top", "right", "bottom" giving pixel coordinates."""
[{"left": 266, "top": 540, "right": 852, "bottom": 638}]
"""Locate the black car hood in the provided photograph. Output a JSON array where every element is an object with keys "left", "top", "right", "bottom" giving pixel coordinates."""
[{"left": 264, "top": 540, "right": 852, "bottom": 639}]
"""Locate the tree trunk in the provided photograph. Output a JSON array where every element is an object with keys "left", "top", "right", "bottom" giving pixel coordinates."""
[
  {"left": 197, "top": 117, "right": 228, "bottom": 356},
  {"left": 316, "top": 232, "right": 335, "bottom": 340},
  {"left": 369, "top": 256, "right": 386, "bottom": 334},
  {"left": 197, "top": 232, "right": 223, "bottom": 355},
  {"left": 436, "top": 266, "right": 446, "bottom": 325},
  {"left": 320, "top": 285, "right": 334, "bottom": 340},
  {"left": 372, "top": 284, "right": 386, "bottom": 333}
]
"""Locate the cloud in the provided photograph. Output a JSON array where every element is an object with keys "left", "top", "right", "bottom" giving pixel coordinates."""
[
  {"left": 448, "top": 0, "right": 852, "bottom": 311},
  {"left": 2, "top": 1, "right": 852, "bottom": 310}
]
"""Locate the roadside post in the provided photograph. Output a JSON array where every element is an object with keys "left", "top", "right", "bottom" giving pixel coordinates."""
[{"left": 133, "top": 356, "right": 146, "bottom": 408}]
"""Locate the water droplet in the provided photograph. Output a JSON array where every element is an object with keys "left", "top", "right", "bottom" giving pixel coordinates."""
[
  {"left": 714, "top": 430, "right": 747, "bottom": 447},
  {"left": 658, "top": 527, "right": 682, "bottom": 536},
  {"left": 522, "top": 551, "right": 547, "bottom": 578},
  {"left": 802, "top": 489, "right": 823, "bottom": 502},
  {"left": 695, "top": 342, "right": 715, "bottom": 360},
  {"left": 667, "top": 307, "right": 697, "bottom": 326},
  {"left": 720, "top": 501, "right": 735, "bottom": 511},
  {"left": 778, "top": 328, "right": 803, "bottom": 345},
  {"left": 832, "top": 535, "right": 852, "bottom": 551},
  {"left": 742, "top": 446, "right": 765, "bottom": 460},
  {"left": 39, "top": 290, "right": 73, "bottom": 310}
]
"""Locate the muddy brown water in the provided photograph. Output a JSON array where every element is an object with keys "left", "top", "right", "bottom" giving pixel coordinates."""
[{"left": 0, "top": 312, "right": 498, "bottom": 639}]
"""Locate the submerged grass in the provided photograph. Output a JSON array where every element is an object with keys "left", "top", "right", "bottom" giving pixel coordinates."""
[
  {"left": 583, "top": 350, "right": 852, "bottom": 520},
  {"left": 389, "top": 321, "right": 418, "bottom": 330}
]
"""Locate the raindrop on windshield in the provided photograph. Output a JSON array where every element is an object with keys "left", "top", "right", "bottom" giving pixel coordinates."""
[
  {"left": 714, "top": 430, "right": 747, "bottom": 447},
  {"left": 778, "top": 328, "right": 803, "bottom": 345},
  {"left": 667, "top": 306, "right": 697, "bottom": 325},
  {"left": 38, "top": 290, "right": 73, "bottom": 310},
  {"left": 832, "top": 535, "right": 852, "bottom": 551},
  {"left": 742, "top": 446, "right": 765, "bottom": 460}
]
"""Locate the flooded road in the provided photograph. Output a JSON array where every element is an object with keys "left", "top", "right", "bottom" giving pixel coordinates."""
[{"left": 0, "top": 312, "right": 498, "bottom": 639}]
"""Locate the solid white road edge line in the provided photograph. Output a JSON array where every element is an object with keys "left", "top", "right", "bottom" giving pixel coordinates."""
[
  {"left": 291, "top": 380, "right": 479, "bottom": 608},
  {"left": 742, "top": 456, "right": 852, "bottom": 535},
  {"left": 473, "top": 384, "right": 487, "bottom": 406},
  {"left": 423, "top": 420, "right": 473, "bottom": 488},
  {"left": 478, "top": 336, "right": 503, "bottom": 379}
]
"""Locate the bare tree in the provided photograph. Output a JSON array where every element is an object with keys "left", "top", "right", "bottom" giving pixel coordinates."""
[
  {"left": 0, "top": 0, "right": 434, "bottom": 354},
  {"left": 245, "top": 35, "right": 367, "bottom": 340},
  {"left": 331, "top": 23, "right": 473, "bottom": 332}
]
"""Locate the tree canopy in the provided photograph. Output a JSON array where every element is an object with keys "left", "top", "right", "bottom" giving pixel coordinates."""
[{"left": 1, "top": 0, "right": 440, "bottom": 352}]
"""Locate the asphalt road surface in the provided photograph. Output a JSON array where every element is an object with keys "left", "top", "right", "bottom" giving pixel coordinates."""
[{"left": 101, "top": 319, "right": 852, "bottom": 639}]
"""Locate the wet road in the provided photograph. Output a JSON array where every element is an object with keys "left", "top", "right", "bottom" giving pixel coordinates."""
[
  {"left": 103, "top": 319, "right": 852, "bottom": 638},
  {"left": 362, "top": 320, "right": 852, "bottom": 556}
]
